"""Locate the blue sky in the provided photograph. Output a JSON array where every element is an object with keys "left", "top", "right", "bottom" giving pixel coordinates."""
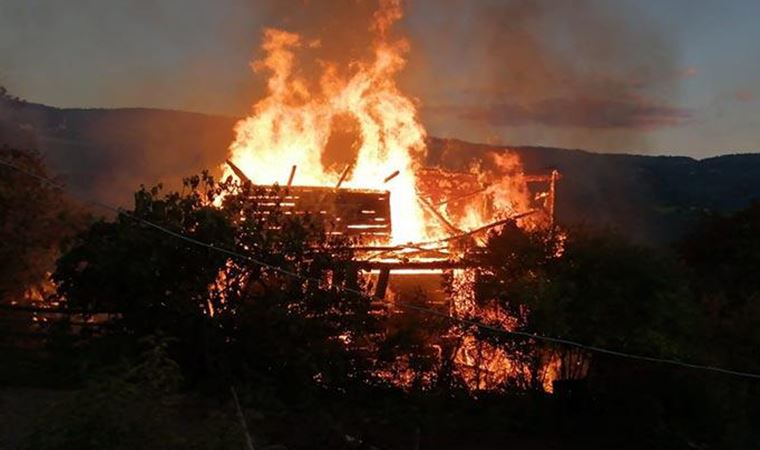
[
  {"left": 633, "top": 0, "right": 760, "bottom": 156},
  {"left": 1, "top": 0, "right": 758, "bottom": 157}
]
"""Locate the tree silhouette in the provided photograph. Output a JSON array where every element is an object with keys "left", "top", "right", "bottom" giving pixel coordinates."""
[
  {"left": 0, "top": 147, "right": 84, "bottom": 305},
  {"left": 473, "top": 224, "right": 697, "bottom": 388},
  {"left": 54, "top": 174, "right": 379, "bottom": 386}
]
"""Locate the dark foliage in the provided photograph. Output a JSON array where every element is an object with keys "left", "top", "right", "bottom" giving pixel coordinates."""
[
  {"left": 677, "top": 203, "right": 760, "bottom": 449},
  {"left": 53, "top": 174, "right": 380, "bottom": 389},
  {"left": 0, "top": 147, "right": 85, "bottom": 306},
  {"left": 679, "top": 202, "right": 760, "bottom": 372},
  {"left": 473, "top": 223, "right": 698, "bottom": 376},
  {"left": 469, "top": 223, "right": 724, "bottom": 446},
  {"left": 0, "top": 86, "right": 36, "bottom": 148},
  {"left": 5, "top": 171, "right": 760, "bottom": 449},
  {"left": 22, "top": 335, "right": 243, "bottom": 450}
]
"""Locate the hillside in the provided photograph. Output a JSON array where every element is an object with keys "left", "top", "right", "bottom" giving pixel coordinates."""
[
  {"left": 2, "top": 99, "right": 760, "bottom": 244},
  {"left": 0, "top": 98, "right": 236, "bottom": 206},
  {"left": 428, "top": 139, "right": 760, "bottom": 243}
]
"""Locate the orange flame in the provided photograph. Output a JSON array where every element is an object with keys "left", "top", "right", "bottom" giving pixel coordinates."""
[
  {"left": 226, "top": 0, "right": 427, "bottom": 244},
  {"left": 224, "top": 0, "right": 559, "bottom": 393}
]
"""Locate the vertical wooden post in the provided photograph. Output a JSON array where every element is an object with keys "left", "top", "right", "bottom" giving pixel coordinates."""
[
  {"left": 287, "top": 165, "right": 297, "bottom": 188},
  {"left": 374, "top": 268, "right": 391, "bottom": 300},
  {"left": 548, "top": 170, "right": 559, "bottom": 226},
  {"left": 335, "top": 164, "right": 351, "bottom": 190}
]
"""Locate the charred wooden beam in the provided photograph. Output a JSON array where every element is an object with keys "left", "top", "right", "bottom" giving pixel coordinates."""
[
  {"left": 360, "top": 245, "right": 451, "bottom": 262},
  {"left": 524, "top": 172, "right": 562, "bottom": 183},
  {"left": 359, "top": 260, "right": 479, "bottom": 271},
  {"left": 418, "top": 196, "right": 463, "bottom": 236},
  {"left": 435, "top": 185, "right": 490, "bottom": 207},
  {"left": 383, "top": 170, "right": 400, "bottom": 183},
  {"left": 287, "top": 165, "right": 297, "bottom": 187},
  {"left": 335, "top": 164, "right": 351, "bottom": 190},
  {"left": 226, "top": 160, "right": 252, "bottom": 184},
  {"left": 355, "top": 210, "right": 537, "bottom": 251},
  {"left": 435, "top": 210, "right": 537, "bottom": 243},
  {"left": 374, "top": 268, "right": 391, "bottom": 299}
]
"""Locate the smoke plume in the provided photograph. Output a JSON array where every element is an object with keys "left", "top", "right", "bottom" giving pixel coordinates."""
[
  {"left": 245, "top": 0, "right": 689, "bottom": 151},
  {"left": 401, "top": 0, "right": 690, "bottom": 150}
]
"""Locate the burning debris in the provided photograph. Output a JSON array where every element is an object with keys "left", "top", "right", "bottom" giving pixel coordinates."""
[{"left": 228, "top": 159, "right": 393, "bottom": 240}]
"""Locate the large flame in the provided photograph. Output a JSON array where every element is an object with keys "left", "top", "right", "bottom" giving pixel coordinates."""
[
  {"left": 226, "top": 0, "right": 427, "bottom": 244},
  {"left": 224, "top": 0, "right": 560, "bottom": 392}
]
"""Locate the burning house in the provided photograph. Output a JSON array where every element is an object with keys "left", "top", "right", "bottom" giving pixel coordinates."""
[
  {"left": 224, "top": 151, "right": 560, "bottom": 390},
  {"left": 222, "top": 0, "right": 557, "bottom": 287},
  {"left": 220, "top": 0, "right": 562, "bottom": 389},
  {"left": 225, "top": 158, "right": 558, "bottom": 301}
]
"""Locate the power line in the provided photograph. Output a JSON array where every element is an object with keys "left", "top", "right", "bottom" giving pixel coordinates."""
[{"left": 2, "top": 158, "right": 760, "bottom": 380}]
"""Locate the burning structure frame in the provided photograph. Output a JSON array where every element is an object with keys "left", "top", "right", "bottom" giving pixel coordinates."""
[{"left": 226, "top": 159, "right": 560, "bottom": 301}]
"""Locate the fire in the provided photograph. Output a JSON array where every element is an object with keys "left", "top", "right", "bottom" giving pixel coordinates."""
[
  {"left": 226, "top": 0, "right": 427, "bottom": 244},
  {"left": 224, "top": 0, "right": 561, "bottom": 392}
]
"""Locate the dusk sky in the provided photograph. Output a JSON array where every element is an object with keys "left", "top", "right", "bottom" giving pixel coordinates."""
[{"left": 1, "top": 0, "right": 759, "bottom": 158}]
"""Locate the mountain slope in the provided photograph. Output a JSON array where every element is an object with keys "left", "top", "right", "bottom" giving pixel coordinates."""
[
  {"left": 428, "top": 139, "right": 760, "bottom": 242},
  {"left": 2, "top": 100, "right": 759, "bottom": 243},
  {"left": 1, "top": 99, "right": 236, "bottom": 206}
]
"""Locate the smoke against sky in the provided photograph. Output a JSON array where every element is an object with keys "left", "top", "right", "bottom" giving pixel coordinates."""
[
  {"left": 403, "top": 0, "right": 691, "bottom": 151},
  {"left": 1, "top": 0, "right": 759, "bottom": 157}
]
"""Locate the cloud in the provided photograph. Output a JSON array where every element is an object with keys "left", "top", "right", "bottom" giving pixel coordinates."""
[
  {"left": 432, "top": 95, "right": 692, "bottom": 130},
  {"left": 735, "top": 90, "right": 754, "bottom": 103},
  {"left": 678, "top": 66, "right": 699, "bottom": 80},
  {"left": 403, "top": 0, "right": 688, "bottom": 148}
]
